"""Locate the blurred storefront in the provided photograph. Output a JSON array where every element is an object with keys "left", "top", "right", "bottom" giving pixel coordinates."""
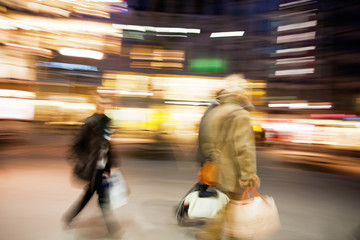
[
  {"left": 96, "top": 71, "right": 267, "bottom": 142},
  {"left": 1, "top": 0, "right": 359, "bottom": 153}
]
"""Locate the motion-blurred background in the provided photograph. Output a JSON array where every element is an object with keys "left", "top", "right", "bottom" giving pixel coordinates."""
[
  {"left": 1, "top": 0, "right": 360, "bottom": 157},
  {"left": 0, "top": 1, "right": 360, "bottom": 240}
]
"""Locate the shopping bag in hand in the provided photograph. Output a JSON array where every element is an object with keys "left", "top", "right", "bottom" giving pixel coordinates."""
[
  {"left": 223, "top": 188, "right": 281, "bottom": 238},
  {"left": 100, "top": 170, "right": 129, "bottom": 210},
  {"left": 175, "top": 183, "right": 228, "bottom": 226},
  {"left": 184, "top": 187, "right": 229, "bottom": 219}
]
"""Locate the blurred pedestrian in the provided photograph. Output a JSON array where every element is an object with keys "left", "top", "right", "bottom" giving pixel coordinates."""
[
  {"left": 62, "top": 93, "right": 120, "bottom": 235},
  {"left": 196, "top": 89, "right": 222, "bottom": 167},
  {"left": 195, "top": 74, "right": 260, "bottom": 240}
]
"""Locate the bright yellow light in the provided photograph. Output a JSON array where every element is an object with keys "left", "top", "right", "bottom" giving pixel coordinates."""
[
  {"left": 97, "top": 89, "right": 154, "bottom": 96},
  {"left": 7, "top": 14, "right": 122, "bottom": 36},
  {"left": 150, "top": 62, "right": 183, "bottom": 68},
  {"left": 74, "top": 6, "right": 110, "bottom": 18},
  {"left": 35, "top": 100, "right": 95, "bottom": 110},
  {"left": 27, "top": 2, "right": 71, "bottom": 17}
]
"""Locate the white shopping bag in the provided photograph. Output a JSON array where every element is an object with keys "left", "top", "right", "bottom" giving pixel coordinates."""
[
  {"left": 223, "top": 188, "right": 281, "bottom": 239},
  {"left": 102, "top": 169, "right": 129, "bottom": 210},
  {"left": 184, "top": 189, "right": 229, "bottom": 219}
]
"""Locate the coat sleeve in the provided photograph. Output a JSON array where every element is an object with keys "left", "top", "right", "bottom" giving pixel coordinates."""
[
  {"left": 71, "top": 121, "right": 93, "bottom": 160},
  {"left": 198, "top": 114, "right": 221, "bottom": 164},
  {"left": 231, "top": 112, "right": 259, "bottom": 184},
  {"left": 104, "top": 142, "right": 113, "bottom": 173}
]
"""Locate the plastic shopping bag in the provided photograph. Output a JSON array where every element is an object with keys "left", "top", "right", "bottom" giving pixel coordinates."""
[
  {"left": 175, "top": 183, "right": 229, "bottom": 226},
  {"left": 100, "top": 169, "right": 129, "bottom": 210},
  {"left": 223, "top": 188, "right": 281, "bottom": 239},
  {"left": 184, "top": 186, "right": 229, "bottom": 219}
]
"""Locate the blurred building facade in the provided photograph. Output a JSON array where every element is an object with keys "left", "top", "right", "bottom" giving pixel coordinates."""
[
  {"left": 0, "top": 0, "right": 359, "bottom": 124},
  {"left": 127, "top": 0, "right": 360, "bottom": 114}
]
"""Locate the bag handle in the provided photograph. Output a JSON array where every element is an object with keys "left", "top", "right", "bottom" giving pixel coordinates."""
[
  {"left": 240, "top": 188, "right": 271, "bottom": 207},
  {"left": 241, "top": 188, "right": 250, "bottom": 200}
]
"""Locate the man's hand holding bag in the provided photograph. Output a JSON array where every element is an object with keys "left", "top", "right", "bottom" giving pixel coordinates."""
[{"left": 223, "top": 187, "right": 281, "bottom": 239}]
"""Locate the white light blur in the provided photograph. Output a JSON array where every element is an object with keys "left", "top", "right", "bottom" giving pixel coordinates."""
[
  {"left": 165, "top": 101, "right": 211, "bottom": 106},
  {"left": 97, "top": 89, "right": 154, "bottom": 96},
  {"left": 279, "top": 0, "right": 312, "bottom": 8},
  {"left": 155, "top": 27, "right": 200, "bottom": 34},
  {"left": 276, "top": 56, "right": 315, "bottom": 65},
  {"left": 277, "top": 32, "right": 316, "bottom": 43},
  {"left": 0, "top": 98, "right": 35, "bottom": 120},
  {"left": 276, "top": 46, "right": 316, "bottom": 54},
  {"left": 73, "top": 6, "right": 110, "bottom": 18},
  {"left": 156, "top": 35, "right": 188, "bottom": 38},
  {"left": 58, "top": 0, "right": 87, "bottom": 6},
  {"left": 5, "top": 42, "right": 52, "bottom": 56},
  {"left": 0, "top": 19, "right": 17, "bottom": 30},
  {"left": 114, "top": 24, "right": 146, "bottom": 32},
  {"left": 210, "top": 31, "right": 245, "bottom": 38},
  {"left": 86, "top": 0, "right": 124, "bottom": 2},
  {"left": 268, "top": 102, "right": 332, "bottom": 109},
  {"left": 59, "top": 48, "right": 104, "bottom": 60},
  {"left": 268, "top": 103, "right": 308, "bottom": 108},
  {"left": 303, "top": 104, "right": 332, "bottom": 109},
  {"left": 275, "top": 68, "right": 314, "bottom": 76},
  {"left": 277, "top": 20, "right": 317, "bottom": 32},
  {"left": 279, "top": 9, "right": 318, "bottom": 17},
  {"left": 27, "top": 2, "right": 71, "bottom": 17},
  {"left": 119, "top": 90, "right": 153, "bottom": 96},
  {"left": 0, "top": 89, "right": 36, "bottom": 98},
  {"left": 262, "top": 122, "right": 314, "bottom": 132},
  {"left": 112, "top": 24, "right": 201, "bottom": 34}
]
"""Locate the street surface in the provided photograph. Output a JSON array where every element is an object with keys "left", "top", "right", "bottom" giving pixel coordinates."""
[{"left": 0, "top": 130, "right": 359, "bottom": 240}]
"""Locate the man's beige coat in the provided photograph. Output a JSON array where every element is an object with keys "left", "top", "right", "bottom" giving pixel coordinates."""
[{"left": 199, "top": 93, "right": 259, "bottom": 193}]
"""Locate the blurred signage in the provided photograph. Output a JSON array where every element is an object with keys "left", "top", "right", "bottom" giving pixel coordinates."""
[
  {"left": 36, "top": 62, "right": 98, "bottom": 71},
  {"left": 190, "top": 58, "right": 226, "bottom": 72}
]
